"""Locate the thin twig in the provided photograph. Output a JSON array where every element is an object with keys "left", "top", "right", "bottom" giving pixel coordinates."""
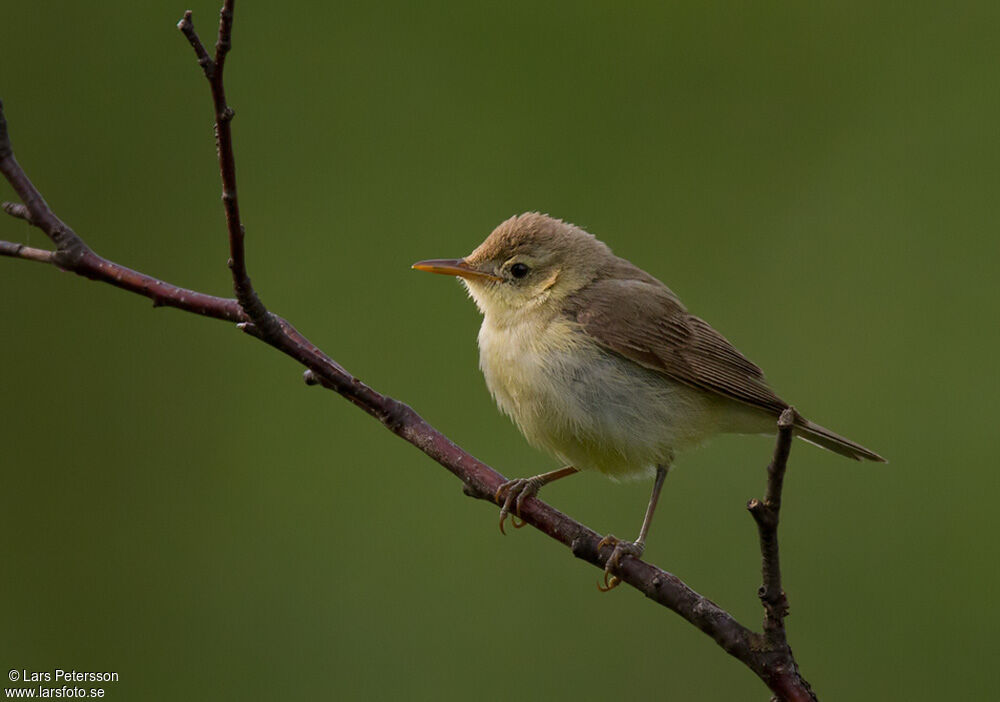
[
  {"left": 177, "top": 11, "right": 214, "bottom": 78},
  {"left": 0, "top": 100, "right": 89, "bottom": 263},
  {"left": 182, "top": 0, "right": 282, "bottom": 342},
  {"left": 2, "top": 200, "right": 31, "bottom": 223},
  {"left": 749, "top": 407, "right": 796, "bottom": 641},
  {"left": 0, "top": 6, "right": 818, "bottom": 699},
  {"left": 0, "top": 239, "right": 54, "bottom": 264},
  {"left": 748, "top": 408, "right": 816, "bottom": 701}
]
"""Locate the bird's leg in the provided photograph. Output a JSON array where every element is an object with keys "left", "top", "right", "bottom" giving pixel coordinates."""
[
  {"left": 495, "top": 466, "right": 579, "bottom": 534},
  {"left": 598, "top": 464, "right": 669, "bottom": 591}
]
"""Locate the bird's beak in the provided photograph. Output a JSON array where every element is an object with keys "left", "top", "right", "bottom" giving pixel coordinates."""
[{"left": 411, "top": 258, "right": 502, "bottom": 282}]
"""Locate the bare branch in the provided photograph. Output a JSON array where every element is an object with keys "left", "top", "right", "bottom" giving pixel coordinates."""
[
  {"left": 0, "top": 101, "right": 242, "bottom": 318},
  {"left": 0, "top": 6, "right": 819, "bottom": 699}
]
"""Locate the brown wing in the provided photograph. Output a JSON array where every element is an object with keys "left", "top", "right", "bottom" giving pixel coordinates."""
[{"left": 573, "top": 276, "right": 788, "bottom": 415}]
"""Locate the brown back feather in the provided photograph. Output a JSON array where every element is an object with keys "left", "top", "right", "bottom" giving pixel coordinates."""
[{"left": 571, "top": 267, "right": 788, "bottom": 416}]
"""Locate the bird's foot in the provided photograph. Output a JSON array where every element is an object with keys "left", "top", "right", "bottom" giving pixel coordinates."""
[
  {"left": 597, "top": 535, "right": 645, "bottom": 592},
  {"left": 494, "top": 476, "right": 545, "bottom": 534}
]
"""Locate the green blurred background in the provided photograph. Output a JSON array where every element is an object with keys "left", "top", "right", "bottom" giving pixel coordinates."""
[{"left": 2, "top": 2, "right": 997, "bottom": 699}]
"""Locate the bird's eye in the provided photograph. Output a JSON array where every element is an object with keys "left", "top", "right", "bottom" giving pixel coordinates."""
[{"left": 510, "top": 262, "right": 530, "bottom": 279}]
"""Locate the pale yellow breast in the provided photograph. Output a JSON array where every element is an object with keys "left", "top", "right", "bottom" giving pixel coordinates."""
[{"left": 477, "top": 311, "right": 727, "bottom": 479}]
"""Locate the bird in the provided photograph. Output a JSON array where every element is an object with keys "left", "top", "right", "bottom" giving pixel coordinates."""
[{"left": 412, "top": 212, "right": 884, "bottom": 589}]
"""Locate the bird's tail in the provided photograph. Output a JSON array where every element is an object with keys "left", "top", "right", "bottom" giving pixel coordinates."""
[{"left": 794, "top": 418, "right": 886, "bottom": 463}]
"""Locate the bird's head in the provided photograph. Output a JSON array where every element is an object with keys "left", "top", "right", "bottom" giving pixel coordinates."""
[{"left": 413, "top": 213, "right": 612, "bottom": 322}]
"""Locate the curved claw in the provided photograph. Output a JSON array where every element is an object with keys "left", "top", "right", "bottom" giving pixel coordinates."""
[
  {"left": 495, "top": 483, "right": 513, "bottom": 534},
  {"left": 495, "top": 477, "right": 540, "bottom": 534},
  {"left": 597, "top": 534, "right": 618, "bottom": 551},
  {"left": 597, "top": 534, "right": 644, "bottom": 593},
  {"left": 494, "top": 477, "right": 542, "bottom": 534},
  {"left": 597, "top": 570, "right": 621, "bottom": 592}
]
